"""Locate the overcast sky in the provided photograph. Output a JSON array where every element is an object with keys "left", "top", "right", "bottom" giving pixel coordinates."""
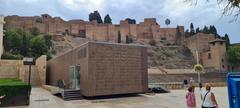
[{"left": 0, "top": 0, "right": 239, "bottom": 43}]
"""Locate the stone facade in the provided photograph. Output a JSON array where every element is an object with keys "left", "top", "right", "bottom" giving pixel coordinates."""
[
  {"left": 4, "top": 14, "right": 185, "bottom": 44},
  {"left": 4, "top": 14, "right": 227, "bottom": 71},
  {"left": 0, "top": 15, "right": 4, "bottom": 59},
  {"left": 47, "top": 41, "right": 148, "bottom": 97},
  {"left": 185, "top": 33, "right": 227, "bottom": 71}
]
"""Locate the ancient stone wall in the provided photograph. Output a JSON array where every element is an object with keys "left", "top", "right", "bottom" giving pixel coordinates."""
[
  {"left": 185, "top": 33, "right": 227, "bottom": 71},
  {"left": 4, "top": 15, "right": 184, "bottom": 45},
  {"left": 209, "top": 41, "right": 227, "bottom": 71},
  {"left": 185, "top": 33, "right": 215, "bottom": 60},
  {"left": 0, "top": 56, "right": 46, "bottom": 86},
  {"left": 35, "top": 55, "right": 47, "bottom": 85},
  {"left": 0, "top": 60, "right": 22, "bottom": 78}
]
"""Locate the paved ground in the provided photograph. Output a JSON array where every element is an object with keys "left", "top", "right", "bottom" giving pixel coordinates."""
[{"left": 8, "top": 87, "right": 229, "bottom": 108}]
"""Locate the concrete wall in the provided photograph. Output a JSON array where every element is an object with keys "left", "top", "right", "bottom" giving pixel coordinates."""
[
  {"left": 47, "top": 41, "right": 148, "bottom": 97},
  {"left": 35, "top": 55, "right": 47, "bottom": 85},
  {"left": 0, "top": 60, "right": 22, "bottom": 78},
  {"left": 0, "top": 15, "right": 4, "bottom": 59}
]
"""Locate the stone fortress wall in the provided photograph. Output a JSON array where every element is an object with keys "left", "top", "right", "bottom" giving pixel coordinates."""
[
  {"left": 4, "top": 14, "right": 185, "bottom": 44},
  {"left": 4, "top": 14, "right": 227, "bottom": 71}
]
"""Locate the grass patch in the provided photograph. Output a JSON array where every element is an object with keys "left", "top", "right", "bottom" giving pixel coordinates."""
[{"left": 0, "top": 78, "right": 27, "bottom": 86}]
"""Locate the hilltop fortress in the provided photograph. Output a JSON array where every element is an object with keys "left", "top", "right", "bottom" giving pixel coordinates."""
[
  {"left": 3, "top": 14, "right": 227, "bottom": 71},
  {"left": 4, "top": 14, "right": 185, "bottom": 44}
]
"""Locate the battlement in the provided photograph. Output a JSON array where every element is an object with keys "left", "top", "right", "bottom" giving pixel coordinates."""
[
  {"left": 144, "top": 18, "right": 157, "bottom": 25},
  {"left": 4, "top": 14, "right": 185, "bottom": 44}
]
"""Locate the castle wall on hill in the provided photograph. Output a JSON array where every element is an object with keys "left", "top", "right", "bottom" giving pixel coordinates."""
[
  {"left": 4, "top": 14, "right": 185, "bottom": 45},
  {"left": 185, "top": 33, "right": 227, "bottom": 71}
]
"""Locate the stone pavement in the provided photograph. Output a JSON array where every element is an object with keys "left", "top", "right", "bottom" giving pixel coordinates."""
[{"left": 7, "top": 87, "right": 229, "bottom": 108}]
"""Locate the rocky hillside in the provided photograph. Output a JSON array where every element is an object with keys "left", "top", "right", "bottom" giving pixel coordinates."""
[
  {"left": 51, "top": 36, "right": 196, "bottom": 69},
  {"left": 147, "top": 44, "right": 196, "bottom": 69}
]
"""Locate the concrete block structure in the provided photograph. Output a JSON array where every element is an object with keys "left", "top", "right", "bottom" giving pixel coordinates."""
[{"left": 47, "top": 41, "right": 148, "bottom": 97}]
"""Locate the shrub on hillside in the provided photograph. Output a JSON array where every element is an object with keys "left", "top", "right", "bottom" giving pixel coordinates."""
[
  {"left": 149, "top": 39, "right": 156, "bottom": 46},
  {"left": 1, "top": 52, "right": 23, "bottom": 60}
]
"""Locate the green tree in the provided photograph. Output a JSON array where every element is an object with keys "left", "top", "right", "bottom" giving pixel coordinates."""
[
  {"left": 3, "top": 29, "right": 53, "bottom": 60},
  {"left": 30, "top": 36, "right": 48, "bottom": 57},
  {"left": 29, "top": 27, "right": 40, "bottom": 36},
  {"left": 176, "top": 26, "right": 181, "bottom": 44},
  {"left": 104, "top": 14, "right": 112, "bottom": 24},
  {"left": 209, "top": 25, "right": 217, "bottom": 35},
  {"left": 3, "top": 29, "right": 23, "bottom": 53},
  {"left": 149, "top": 39, "right": 156, "bottom": 46},
  {"left": 44, "top": 35, "right": 52, "bottom": 49},
  {"left": 190, "top": 23, "right": 195, "bottom": 36},
  {"left": 227, "top": 45, "right": 240, "bottom": 71},
  {"left": 126, "top": 35, "right": 129, "bottom": 44},
  {"left": 125, "top": 18, "right": 136, "bottom": 24},
  {"left": 196, "top": 27, "right": 200, "bottom": 33},
  {"left": 89, "top": 10, "right": 103, "bottom": 23},
  {"left": 202, "top": 26, "right": 209, "bottom": 34},
  {"left": 117, "top": 31, "right": 121, "bottom": 43},
  {"left": 165, "top": 18, "right": 171, "bottom": 26},
  {"left": 35, "top": 17, "right": 43, "bottom": 23},
  {"left": 224, "top": 34, "right": 230, "bottom": 49}
]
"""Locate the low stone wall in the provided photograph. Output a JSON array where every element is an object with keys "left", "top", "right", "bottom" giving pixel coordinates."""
[
  {"left": 0, "top": 60, "right": 22, "bottom": 78},
  {"left": 149, "top": 72, "right": 227, "bottom": 89},
  {"left": 0, "top": 55, "right": 46, "bottom": 86},
  {"left": 35, "top": 55, "right": 47, "bottom": 85},
  {"left": 149, "top": 72, "right": 227, "bottom": 83},
  {"left": 151, "top": 82, "right": 227, "bottom": 90}
]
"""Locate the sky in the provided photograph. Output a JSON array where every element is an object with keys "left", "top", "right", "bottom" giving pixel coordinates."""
[{"left": 0, "top": 0, "right": 239, "bottom": 43}]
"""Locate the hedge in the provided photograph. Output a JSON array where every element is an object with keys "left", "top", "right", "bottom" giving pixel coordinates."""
[{"left": 0, "top": 79, "right": 31, "bottom": 98}]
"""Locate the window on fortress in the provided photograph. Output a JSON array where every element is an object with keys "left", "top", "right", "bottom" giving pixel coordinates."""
[
  {"left": 208, "top": 53, "right": 211, "bottom": 59},
  {"left": 220, "top": 42, "right": 223, "bottom": 45},
  {"left": 222, "top": 59, "right": 224, "bottom": 62},
  {"left": 222, "top": 65, "right": 225, "bottom": 69},
  {"left": 161, "top": 37, "right": 166, "bottom": 40},
  {"left": 79, "top": 30, "right": 86, "bottom": 38}
]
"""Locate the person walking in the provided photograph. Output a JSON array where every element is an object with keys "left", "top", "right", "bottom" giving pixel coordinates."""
[
  {"left": 186, "top": 86, "right": 196, "bottom": 108},
  {"left": 201, "top": 83, "right": 218, "bottom": 108},
  {"left": 189, "top": 77, "right": 195, "bottom": 86}
]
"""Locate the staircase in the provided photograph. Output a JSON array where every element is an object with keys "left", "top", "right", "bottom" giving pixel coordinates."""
[{"left": 63, "top": 89, "right": 82, "bottom": 101}]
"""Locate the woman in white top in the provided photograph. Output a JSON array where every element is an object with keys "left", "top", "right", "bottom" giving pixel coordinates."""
[{"left": 201, "top": 83, "right": 218, "bottom": 108}]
